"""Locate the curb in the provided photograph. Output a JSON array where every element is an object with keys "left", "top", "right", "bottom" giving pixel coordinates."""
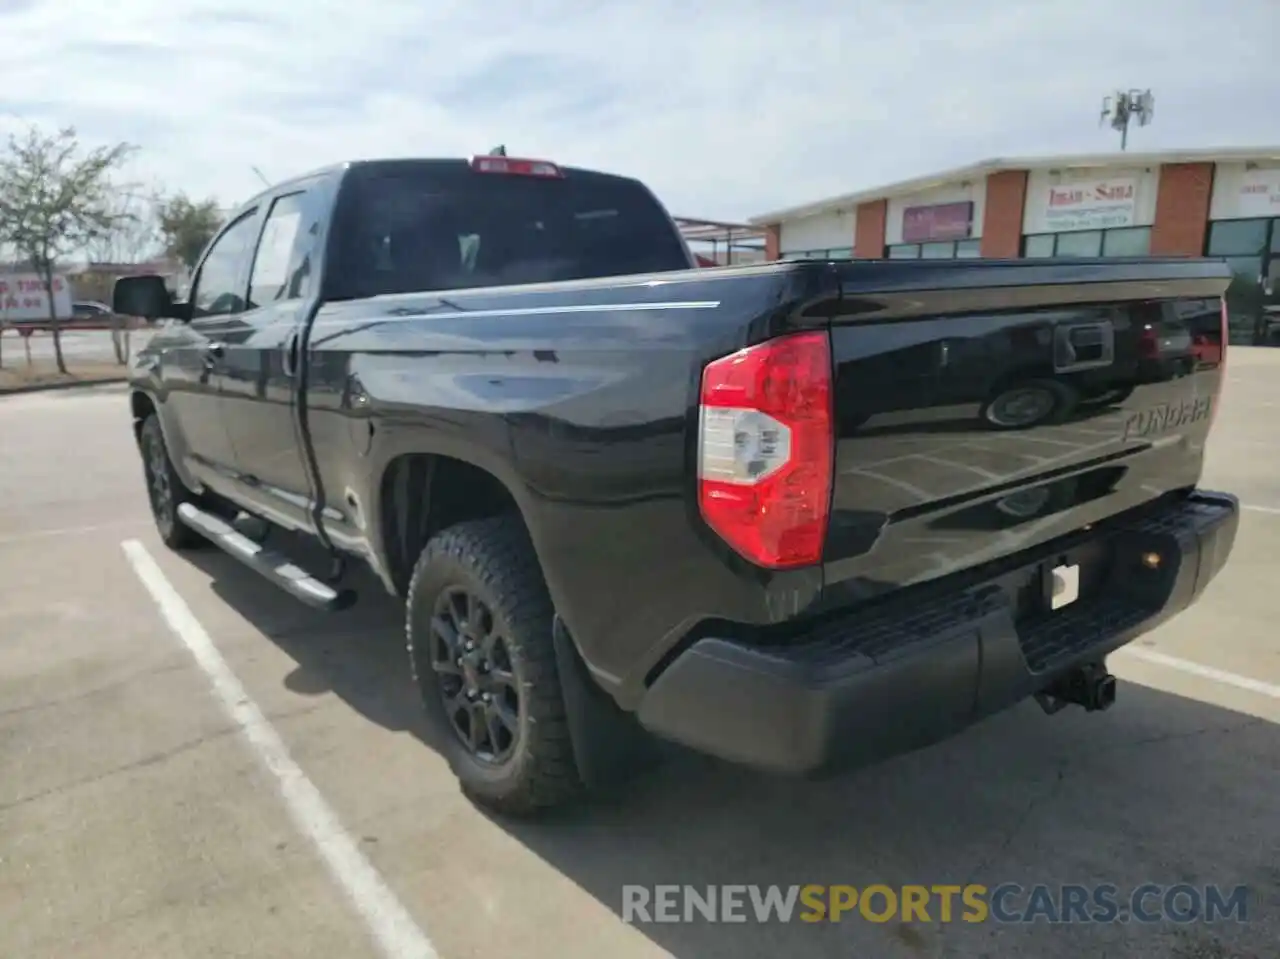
[{"left": 0, "top": 376, "right": 128, "bottom": 397}]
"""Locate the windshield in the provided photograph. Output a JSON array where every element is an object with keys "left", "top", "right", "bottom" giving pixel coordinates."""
[{"left": 326, "top": 164, "right": 693, "bottom": 300}]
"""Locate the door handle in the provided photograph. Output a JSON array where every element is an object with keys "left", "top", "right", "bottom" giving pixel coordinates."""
[
  {"left": 1053, "top": 322, "right": 1114, "bottom": 372},
  {"left": 281, "top": 331, "right": 301, "bottom": 378}
]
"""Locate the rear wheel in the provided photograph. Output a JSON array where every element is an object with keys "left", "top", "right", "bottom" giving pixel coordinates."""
[
  {"left": 406, "top": 517, "right": 582, "bottom": 816},
  {"left": 138, "top": 414, "right": 204, "bottom": 550}
]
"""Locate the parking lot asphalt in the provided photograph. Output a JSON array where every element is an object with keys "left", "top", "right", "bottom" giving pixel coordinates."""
[{"left": 2, "top": 355, "right": 1279, "bottom": 959}]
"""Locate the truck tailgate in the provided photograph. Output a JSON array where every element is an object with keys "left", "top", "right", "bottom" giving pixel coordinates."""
[{"left": 820, "top": 259, "right": 1230, "bottom": 600}]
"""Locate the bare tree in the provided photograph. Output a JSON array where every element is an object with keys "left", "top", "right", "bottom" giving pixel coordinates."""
[
  {"left": 85, "top": 183, "right": 163, "bottom": 265},
  {"left": 0, "top": 124, "right": 135, "bottom": 374},
  {"left": 84, "top": 183, "right": 165, "bottom": 364}
]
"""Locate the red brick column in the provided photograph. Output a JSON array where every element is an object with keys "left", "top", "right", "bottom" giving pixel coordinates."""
[
  {"left": 854, "top": 200, "right": 887, "bottom": 259},
  {"left": 1150, "top": 162, "right": 1215, "bottom": 256},
  {"left": 764, "top": 224, "right": 780, "bottom": 261},
  {"left": 980, "top": 170, "right": 1028, "bottom": 258}
]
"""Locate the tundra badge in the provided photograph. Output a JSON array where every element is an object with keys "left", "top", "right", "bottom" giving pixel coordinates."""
[{"left": 1122, "top": 395, "right": 1212, "bottom": 442}]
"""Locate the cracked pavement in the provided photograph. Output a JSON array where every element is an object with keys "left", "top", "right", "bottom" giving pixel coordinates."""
[{"left": 1, "top": 355, "right": 1279, "bottom": 958}]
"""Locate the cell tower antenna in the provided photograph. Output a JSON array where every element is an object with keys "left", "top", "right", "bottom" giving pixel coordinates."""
[{"left": 1099, "top": 89, "right": 1155, "bottom": 150}]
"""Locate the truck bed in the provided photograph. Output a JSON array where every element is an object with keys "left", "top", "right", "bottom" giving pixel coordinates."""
[{"left": 301, "top": 255, "right": 1230, "bottom": 707}]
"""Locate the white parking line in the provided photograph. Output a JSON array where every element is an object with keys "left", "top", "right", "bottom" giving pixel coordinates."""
[
  {"left": 1242, "top": 503, "right": 1280, "bottom": 516},
  {"left": 1119, "top": 647, "right": 1280, "bottom": 702},
  {"left": 120, "top": 540, "right": 438, "bottom": 959},
  {"left": 0, "top": 519, "right": 146, "bottom": 546}
]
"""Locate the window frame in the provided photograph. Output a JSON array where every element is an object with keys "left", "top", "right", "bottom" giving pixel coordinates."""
[
  {"left": 886, "top": 238, "right": 981, "bottom": 260},
  {"left": 1206, "top": 218, "right": 1270, "bottom": 257},
  {"left": 1022, "top": 226, "right": 1151, "bottom": 259},
  {"left": 187, "top": 207, "right": 261, "bottom": 320},
  {"left": 780, "top": 247, "right": 855, "bottom": 260},
  {"left": 246, "top": 191, "right": 310, "bottom": 310}
]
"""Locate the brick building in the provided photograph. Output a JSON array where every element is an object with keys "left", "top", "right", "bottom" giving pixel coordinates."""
[
  {"left": 66, "top": 258, "right": 187, "bottom": 304},
  {"left": 749, "top": 147, "right": 1280, "bottom": 343}
]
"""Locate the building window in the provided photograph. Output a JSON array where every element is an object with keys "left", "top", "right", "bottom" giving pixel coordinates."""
[
  {"left": 1101, "top": 227, "right": 1152, "bottom": 257},
  {"left": 1022, "top": 227, "right": 1151, "bottom": 259},
  {"left": 1207, "top": 219, "right": 1269, "bottom": 257},
  {"left": 781, "top": 247, "right": 854, "bottom": 260},
  {"left": 886, "top": 239, "right": 980, "bottom": 259},
  {"left": 1055, "top": 230, "right": 1103, "bottom": 257},
  {"left": 1023, "top": 235, "right": 1055, "bottom": 259},
  {"left": 1206, "top": 217, "right": 1280, "bottom": 345}
]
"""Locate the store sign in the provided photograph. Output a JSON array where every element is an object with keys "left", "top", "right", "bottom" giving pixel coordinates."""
[
  {"left": 1041, "top": 178, "right": 1137, "bottom": 231},
  {"left": 1235, "top": 167, "right": 1280, "bottom": 218},
  {"left": 0, "top": 273, "right": 71, "bottom": 322},
  {"left": 902, "top": 201, "right": 973, "bottom": 243}
]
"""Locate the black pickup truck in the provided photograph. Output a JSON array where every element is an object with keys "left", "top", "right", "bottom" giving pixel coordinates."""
[{"left": 115, "top": 154, "right": 1239, "bottom": 815}]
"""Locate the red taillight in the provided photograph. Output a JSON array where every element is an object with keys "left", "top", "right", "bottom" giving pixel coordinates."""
[
  {"left": 469, "top": 155, "right": 563, "bottom": 178},
  {"left": 1138, "top": 324, "right": 1158, "bottom": 358},
  {"left": 697, "top": 331, "right": 834, "bottom": 569}
]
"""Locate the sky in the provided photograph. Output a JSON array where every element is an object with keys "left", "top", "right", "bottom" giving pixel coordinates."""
[{"left": 1, "top": 0, "right": 1277, "bottom": 225}]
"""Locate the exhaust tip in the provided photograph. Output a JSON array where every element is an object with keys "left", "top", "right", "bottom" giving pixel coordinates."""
[
  {"left": 1096, "top": 674, "right": 1117, "bottom": 710},
  {"left": 1036, "top": 663, "right": 1117, "bottom": 714}
]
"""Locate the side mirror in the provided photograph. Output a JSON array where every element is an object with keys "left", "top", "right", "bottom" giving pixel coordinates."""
[{"left": 113, "top": 274, "right": 182, "bottom": 320}]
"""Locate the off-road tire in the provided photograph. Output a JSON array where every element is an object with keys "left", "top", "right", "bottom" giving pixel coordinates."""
[
  {"left": 138, "top": 413, "right": 205, "bottom": 551},
  {"left": 406, "top": 516, "right": 582, "bottom": 816}
]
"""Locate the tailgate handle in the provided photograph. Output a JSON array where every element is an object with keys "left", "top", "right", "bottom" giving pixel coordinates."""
[{"left": 1054, "top": 322, "right": 1114, "bottom": 372}]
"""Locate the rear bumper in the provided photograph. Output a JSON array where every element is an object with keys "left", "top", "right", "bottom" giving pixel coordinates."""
[{"left": 635, "top": 490, "right": 1239, "bottom": 775}]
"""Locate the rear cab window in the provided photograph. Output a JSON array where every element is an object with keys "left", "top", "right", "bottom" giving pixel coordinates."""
[{"left": 325, "top": 160, "right": 693, "bottom": 300}]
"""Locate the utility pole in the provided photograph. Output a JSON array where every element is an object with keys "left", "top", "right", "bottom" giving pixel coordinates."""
[{"left": 1099, "top": 90, "right": 1155, "bottom": 150}]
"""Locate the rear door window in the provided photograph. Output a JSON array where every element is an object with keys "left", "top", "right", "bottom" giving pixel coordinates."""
[
  {"left": 247, "top": 192, "right": 309, "bottom": 308},
  {"left": 327, "top": 165, "right": 691, "bottom": 300}
]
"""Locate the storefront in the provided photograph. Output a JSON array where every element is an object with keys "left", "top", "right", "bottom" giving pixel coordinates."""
[
  {"left": 1206, "top": 163, "right": 1280, "bottom": 344},
  {"left": 777, "top": 209, "right": 856, "bottom": 260},
  {"left": 752, "top": 147, "right": 1280, "bottom": 334},
  {"left": 1020, "top": 166, "right": 1158, "bottom": 259},
  {"left": 883, "top": 180, "right": 985, "bottom": 259}
]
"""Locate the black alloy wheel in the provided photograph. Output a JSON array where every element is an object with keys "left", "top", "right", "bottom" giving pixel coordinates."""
[
  {"left": 143, "top": 422, "right": 176, "bottom": 537},
  {"left": 405, "top": 516, "right": 583, "bottom": 815},
  {"left": 429, "top": 585, "right": 522, "bottom": 764},
  {"left": 139, "top": 414, "right": 203, "bottom": 550}
]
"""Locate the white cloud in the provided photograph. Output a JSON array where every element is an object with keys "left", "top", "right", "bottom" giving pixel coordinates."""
[{"left": 2, "top": 0, "right": 1276, "bottom": 222}]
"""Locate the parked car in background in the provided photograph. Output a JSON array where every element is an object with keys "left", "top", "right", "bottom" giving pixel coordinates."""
[{"left": 72, "top": 300, "right": 113, "bottom": 319}]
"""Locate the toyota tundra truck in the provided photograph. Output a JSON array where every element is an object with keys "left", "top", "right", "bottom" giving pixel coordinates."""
[{"left": 114, "top": 154, "right": 1239, "bottom": 815}]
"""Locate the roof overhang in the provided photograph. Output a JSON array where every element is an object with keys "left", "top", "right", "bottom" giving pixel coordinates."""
[
  {"left": 673, "top": 216, "right": 767, "bottom": 248},
  {"left": 749, "top": 145, "right": 1280, "bottom": 226}
]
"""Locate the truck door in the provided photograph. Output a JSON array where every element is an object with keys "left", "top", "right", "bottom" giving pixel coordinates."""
[
  {"left": 164, "top": 208, "right": 261, "bottom": 489},
  {"left": 216, "top": 187, "right": 324, "bottom": 535}
]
